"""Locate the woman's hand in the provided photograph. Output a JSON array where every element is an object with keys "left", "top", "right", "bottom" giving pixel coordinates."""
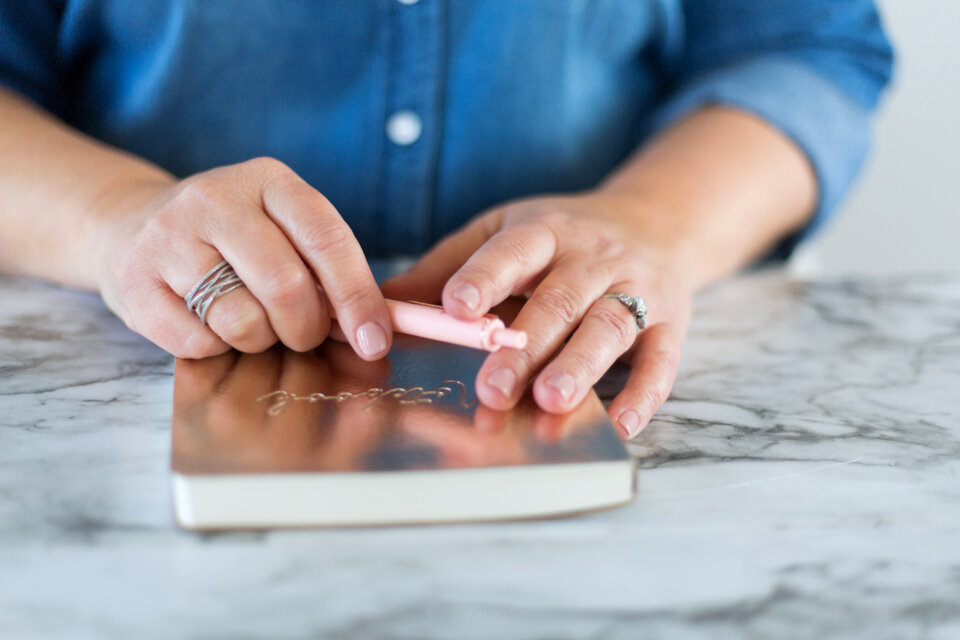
[
  {"left": 382, "top": 190, "right": 695, "bottom": 438},
  {"left": 91, "top": 157, "right": 391, "bottom": 361}
]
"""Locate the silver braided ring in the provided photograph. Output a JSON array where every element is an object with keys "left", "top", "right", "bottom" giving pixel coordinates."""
[
  {"left": 185, "top": 260, "right": 245, "bottom": 325},
  {"left": 603, "top": 293, "right": 648, "bottom": 332}
]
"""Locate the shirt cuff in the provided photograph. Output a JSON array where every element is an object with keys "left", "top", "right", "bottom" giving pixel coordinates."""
[{"left": 647, "top": 56, "right": 873, "bottom": 260}]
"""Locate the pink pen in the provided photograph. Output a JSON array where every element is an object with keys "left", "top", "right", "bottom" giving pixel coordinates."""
[{"left": 385, "top": 300, "right": 527, "bottom": 352}]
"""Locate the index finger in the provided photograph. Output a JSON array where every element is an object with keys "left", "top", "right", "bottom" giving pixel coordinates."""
[
  {"left": 261, "top": 165, "right": 391, "bottom": 361},
  {"left": 440, "top": 221, "right": 557, "bottom": 320}
]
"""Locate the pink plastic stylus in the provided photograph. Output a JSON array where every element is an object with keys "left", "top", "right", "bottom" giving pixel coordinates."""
[{"left": 385, "top": 300, "right": 527, "bottom": 352}]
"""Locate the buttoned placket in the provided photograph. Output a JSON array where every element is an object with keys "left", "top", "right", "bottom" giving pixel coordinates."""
[{"left": 376, "top": 0, "right": 445, "bottom": 255}]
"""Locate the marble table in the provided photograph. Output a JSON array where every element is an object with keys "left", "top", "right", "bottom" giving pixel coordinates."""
[{"left": 1, "top": 270, "right": 958, "bottom": 639}]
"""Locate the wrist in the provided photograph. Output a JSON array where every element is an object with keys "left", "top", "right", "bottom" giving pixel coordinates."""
[{"left": 83, "top": 175, "right": 176, "bottom": 292}]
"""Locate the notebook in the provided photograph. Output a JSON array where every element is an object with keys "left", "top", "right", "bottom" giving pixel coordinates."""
[{"left": 171, "top": 336, "right": 635, "bottom": 530}]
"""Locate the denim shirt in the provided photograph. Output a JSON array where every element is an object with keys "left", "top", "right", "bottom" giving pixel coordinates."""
[{"left": 0, "top": 1, "right": 893, "bottom": 258}]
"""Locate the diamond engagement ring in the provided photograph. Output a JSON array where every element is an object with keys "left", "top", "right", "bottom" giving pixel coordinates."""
[
  {"left": 603, "top": 293, "right": 648, "bottom": 332},
  {"left": 185, "top": 260, "right": 245, "bottom": 325}
]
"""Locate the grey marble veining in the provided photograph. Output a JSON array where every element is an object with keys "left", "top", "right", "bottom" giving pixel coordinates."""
[{"left": 1, "top": 271, "right": 959, "bottom": 639}]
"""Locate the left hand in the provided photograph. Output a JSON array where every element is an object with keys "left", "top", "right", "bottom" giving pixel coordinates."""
[{"left": 382, "top": 190, "right": 694, "bottom": 438}]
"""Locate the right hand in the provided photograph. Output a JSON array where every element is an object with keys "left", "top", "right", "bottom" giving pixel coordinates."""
[{"left": 92, "top": 157, "right": 391, "bottom": 360}]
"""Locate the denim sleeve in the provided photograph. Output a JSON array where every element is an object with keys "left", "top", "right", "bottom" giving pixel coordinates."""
[
  {"left": 0, "top": 1, "right": 64, "bottom": 111},
  {"left": 649, "top": 0, "right": 895, "bottom": 259}
]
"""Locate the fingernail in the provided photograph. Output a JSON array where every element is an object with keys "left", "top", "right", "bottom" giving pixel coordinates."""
[
  {"left": 356, "top": 322, "right": 388, "bottom": 357},
  {"left": 617, "top": 409, "right": 641, "bottom": 438},
  {"left": 452, "top": 283, "right": 480, "bottom": 311},
  {"left": 545, "top": 371, "right": 576, "bottom": 402},
  {"left": 486, "top": 366, "right": 516, "bottom": 398}
]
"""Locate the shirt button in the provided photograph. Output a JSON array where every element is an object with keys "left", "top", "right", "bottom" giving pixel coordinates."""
[
  {"left": 386, "top": 110, "right": 422, "bottom": 146},
  {"left": 396, "top": 0, "right": 419, "bottom": 5}
]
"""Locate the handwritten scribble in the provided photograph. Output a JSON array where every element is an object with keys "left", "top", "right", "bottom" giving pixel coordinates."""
[{"left": 256, "top": 379, "right": 477, "bottom": 416}]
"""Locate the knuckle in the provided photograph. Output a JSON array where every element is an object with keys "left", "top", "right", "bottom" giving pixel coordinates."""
[
  {"left": 483, "top": 347, "right": 530, "bottom": 383},
  {"left": 563, "top": 349, "right": 604, "bottom": 381},
  {"left": 215, "top": 301, "right": 266, "bottom": 344},
  {"left": 534, "top": 282, "right": 584, "bottom": 326},
  {"left": 222, "top": 313, "right": 262, "bottom": 344},
  {"left": 533, "top": 209, "right": 572, "bottom": 231},
  {"left": 115, "top": 277, "right": 162, "bottom": 329},
  {"left": 115, "top": 267, "right": 151, "bottom": 301},
  {"left": 261, "top": 266, "right": 313, "bottom": 308},
  {"left": 252, "top": 157, "right": 305, "bottom": 199},
  {"left": 510, "top": 351, "right": 535, "bottom": 376},
  {"left": 478, "top": 207, "right": 505, "bottom": 236},
  {"left": 297, "top": 218, "right": 352, "bottom": 257},
  {"left": 590, "top": 231, "right": 625, "bottom": 262},
  {"left": 494, "top": 229, "right": 534, "bottom": 271},
  {"left": 636, "top": 383, "right": 669, "bottom": 416},
  {"left": 245, "top": 156, "right": 290, "bottom": 177},
  {"left": 457, "top": 262, "right": 500, "bottom": 294},
  {"left": 649, "top": 344, "right": 682, "bottom": 375},
  {"left": 590, "top": 304, "right": 637, "bottom": 350},
  {"left": 177, "top": 176, "right": 225, "bottom": 210},
  {"left": 334, "top": 280, "right": 380, "bottom": 313},
  {"left": 586, "top": 251, "right": 623, "bottom": 283},
  {"left": 497, "top": 344, "right": 540, "bottom": 378},
  {"left": 124, "top": 293, "right": 223, "bottom": 359},
  {"left": 139, "top": 207, "right": 182, "bottom": 243}
]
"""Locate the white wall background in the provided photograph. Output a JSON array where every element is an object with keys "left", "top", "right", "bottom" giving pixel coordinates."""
[{"left": 807, "top": 1, "right": 960, "bottom": 275}]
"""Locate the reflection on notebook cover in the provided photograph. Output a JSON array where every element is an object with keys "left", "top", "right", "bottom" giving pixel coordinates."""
[{"left": 171, "top": 336, "right": 634, "bottom": 530}]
